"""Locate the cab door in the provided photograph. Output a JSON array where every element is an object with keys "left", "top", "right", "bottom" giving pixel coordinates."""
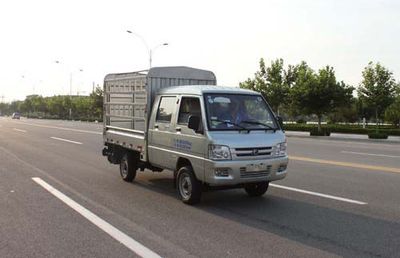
[
  {"left": 172, "top": 96, "right": 206, "bottom": 181},
  {"left": 148, "top": 95, "right": 178, "bottom": 169}
]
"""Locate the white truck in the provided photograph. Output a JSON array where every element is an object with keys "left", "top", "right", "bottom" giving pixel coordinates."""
[{"left": 102, "top": 66, "right": 288, "bottom": 204}]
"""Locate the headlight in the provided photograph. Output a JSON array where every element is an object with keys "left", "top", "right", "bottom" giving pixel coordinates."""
[
  {"left": 274, "top": 141, "right": 287, "bottom": 157},
  {"left": 208, "top": 144, "right": 231, "bottom": 160}
]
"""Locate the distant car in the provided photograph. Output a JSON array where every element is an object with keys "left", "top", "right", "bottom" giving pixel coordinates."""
[{"left": 12, "top": 112, "right": 21, "bottom": 119}]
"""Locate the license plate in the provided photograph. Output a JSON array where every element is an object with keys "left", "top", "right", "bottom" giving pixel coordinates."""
[{"left": 246, "top": 163, "right": 267, "bottom": 172}]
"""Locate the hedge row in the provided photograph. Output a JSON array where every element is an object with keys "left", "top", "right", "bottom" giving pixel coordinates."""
[
  {"left": 26, "top": 113, "right": 102, "bottom": 122},
  {"left": 283, "top": 124, "right": 400, "bottom": 136},
  {"left": 368, "top": 132, "right": 389, "bottom": 139}
]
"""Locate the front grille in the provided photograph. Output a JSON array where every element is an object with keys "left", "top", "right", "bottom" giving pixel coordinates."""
[
  {"left": 234, "top": 147, "right": 272, "bottom": 157},
  {"left": 240, "top": 165, "right": 272, "bottom": 178}
]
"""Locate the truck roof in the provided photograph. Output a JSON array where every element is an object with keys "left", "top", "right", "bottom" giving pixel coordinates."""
[
  {"left": 104, "top": 66, "right": 216, "bottom": 82},
  {"left": 148, "top": 66, "right": 216, "bottom": 81},
  {"left": 158, "top": 85, "right": 259, "bottom": 95}
]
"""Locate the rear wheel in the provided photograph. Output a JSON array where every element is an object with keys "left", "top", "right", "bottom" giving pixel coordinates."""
[
  {"left": 119, "top": 152, "right": 137, "bottom": 182},
  {"left": 244, "top": 181, "right": 269, "bottom": 197},
  {"left": 177, "top": 166, "right": 202, "bottom": 205}
]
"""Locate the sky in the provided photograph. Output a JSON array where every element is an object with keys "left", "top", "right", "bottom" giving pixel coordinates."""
[{"left": 0, "top": 0, "right": 399, "bottom": 102}]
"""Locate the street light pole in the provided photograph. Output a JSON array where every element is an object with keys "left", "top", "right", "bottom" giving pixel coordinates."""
[
  {"left": 68, "top": 69, "right": 83, "bottom": 120},
  {"left": 69, "top": 72, "right": 72, "bottom": 119},
  {"left": 126, "top": 30, "right": 168, "bottom": 68},
  {"left": 149, "top": 49, "right": 152, "bottom": 68},
  {"left": 149, "top": 43, "right": 169, "bottom": 68},
  {"left": 55, "top": 61, "right": 83, "bottom": 120}
]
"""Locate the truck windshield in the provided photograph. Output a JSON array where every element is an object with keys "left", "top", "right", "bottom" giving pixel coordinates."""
[{"left": 204, "top": 93, "right": 278, "bottom": 131}]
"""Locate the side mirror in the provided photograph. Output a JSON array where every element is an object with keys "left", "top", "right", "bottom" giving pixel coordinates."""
[
  {"left": 276, "top": 115, "right": 284, "bottom": 130},
  {"left": 188, "top": 115, "right": 200, "bottom": 131}
]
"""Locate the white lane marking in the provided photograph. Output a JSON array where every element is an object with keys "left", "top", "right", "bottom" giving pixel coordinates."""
[
  {"left": 0, "top": 147, "right": 188, "bottom": 257},
  {"left": 13, "top": 128, "right": 27, "bottom": 133},
  {"left": 341, "top": 151, "right": 400, "bottom": 159},
  {"left": 32, "top": 177, "right": 161, "bottom": 258},
  {"left": 270, "top": 183, "right": 367, "bottom": 205},
  {"left": 11, "top": 121, "right": 102, "bottom": 135},
  {"left": 287, "top": 137, "right": 400, "bottom": 149},
  {"left": 50, "top": 137, "right": 83, "bottom": 145}
]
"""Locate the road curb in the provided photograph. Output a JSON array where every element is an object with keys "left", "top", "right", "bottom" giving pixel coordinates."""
[{"left": 285, "top": 132, "right": 400, "bottom": 144}]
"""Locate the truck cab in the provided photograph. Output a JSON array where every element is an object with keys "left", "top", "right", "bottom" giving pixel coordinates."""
[{"left": 147, "top": 86, "right": 288, "bottom": 203}]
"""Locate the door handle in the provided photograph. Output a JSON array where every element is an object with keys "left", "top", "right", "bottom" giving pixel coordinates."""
[
  {"left": 176, "top": 127, "right": 181, "bottom": 132},
  {"left": 154, "top": 124, "right": 159, "bottom": 129}
]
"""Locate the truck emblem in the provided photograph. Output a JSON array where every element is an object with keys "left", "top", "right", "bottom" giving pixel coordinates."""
[{"left": 252, "top": 149, "right": 259, "bottom": 155}]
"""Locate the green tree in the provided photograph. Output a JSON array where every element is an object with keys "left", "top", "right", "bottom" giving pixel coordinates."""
[
  {"left": 329, "top": 100, "right": 358, "bottom": 124},
  {"left": 2, "top": 89, "right": 103, "bottom": 120},
  {"left": 89, "top": 86, "right": 103, "bottom": 120},
  {"left": 72, "top": 96, "right": 92, "bottom": 120},
  {"left": 31, "top": 95, "right": 47, "bottom": 114},
  {"left": 290, "top": 63, "right": 354, "bottom": 131},
  {"left": 47, "top": 95, "right": 69, "bottom": 119},
  {"left": 20, "top": 96, "right": 33, "bottom": 115},
  {"left": 240, "top": 58, "right": 292, "bottom": 114},
  {"left": 9, "top": 101, "right": 22, "bottom": 113},
  {"left": 385, "top": 100, "right": 400, "bottom": 127},
  {"left": 0, "top": 102, "right": 10, "bottom": 115},
  {"left": 358, "top": 62, "right": 396, "bottom": 129},
  {"left": 385, "top": 96, "right": 400, "bottom": 127},
  {"left": 356, "top": 97, "right": 374, "bottom": 123}
]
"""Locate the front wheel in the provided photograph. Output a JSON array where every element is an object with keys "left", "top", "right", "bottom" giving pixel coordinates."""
[
  {"left": 119, "top": 153, "right": 137, "bottom": 182},
  {"left": 244, "top": 181, "right": 269, "bottom": 197},
  {"left": 177, "top": 166, "right": 202, "bottom": 205}
]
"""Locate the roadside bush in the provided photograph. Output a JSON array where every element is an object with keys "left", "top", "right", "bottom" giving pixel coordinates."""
[
  {"left": 368, "top": 132, "right": 389, "bottom": 139},
  {"left": 283, "top": 124, "right": 313, "bottom": 132},
  {"left": 310, "top": 127, "right": 331, "bottom": 136},
  {"left": 283, "top": 123, "right": 400, "bottom": 136}
]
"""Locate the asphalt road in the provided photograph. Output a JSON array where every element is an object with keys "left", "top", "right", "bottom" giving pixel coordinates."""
[{"left": 1, "top": 117, "right": 399, "bottom": 258}]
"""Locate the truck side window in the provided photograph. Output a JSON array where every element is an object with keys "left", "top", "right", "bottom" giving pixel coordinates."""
[
  {"left": 178, "top": 97, "right": 201, "bottom": 124},
  {"left": 156, "top": 96, "right": 176, "bottom": 122}
]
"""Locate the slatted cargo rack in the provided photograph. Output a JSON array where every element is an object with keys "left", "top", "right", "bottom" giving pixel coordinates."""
[
  {"left": 103, "top": 66, "right": 216, "bottom": 161},
  {"left": 104, "top": 71, "right": 148, "bottom": 132}
]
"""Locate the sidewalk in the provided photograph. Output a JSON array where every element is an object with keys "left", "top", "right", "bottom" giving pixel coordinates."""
[{"left": 285, "top": 130, "right": 400, "bottom": 144}]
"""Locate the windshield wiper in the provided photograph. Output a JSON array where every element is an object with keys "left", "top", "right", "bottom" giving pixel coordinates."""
[
  {"left": 240, "top": 120, "right": 277, "bottom": 131},
  {"left": 210, "top": 118, "right": 249, "bottom": 131}
]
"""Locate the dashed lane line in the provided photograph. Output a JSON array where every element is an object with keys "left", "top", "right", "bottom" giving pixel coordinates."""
[
  {"left": 50, "top": 137, "right": 83, "bottom": 145},
  {"left": 32, "top": 177, "right": 161, "bottom": 258},
  {"left": 11, "top": 121, "right": 102, "bottom": 135},
  {"left": 13, "top": 128, "right": 27, "bottom": 133},
  {"left": 270, "top": 183, "right": 367, "bottom": 205}
]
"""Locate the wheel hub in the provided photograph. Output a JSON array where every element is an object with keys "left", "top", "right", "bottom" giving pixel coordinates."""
[
  {"left": 120, "top": 159, "right": 128, "bottom": 178},
  {"left": 179, "top": 174, "right": 192, "bottom": 199}
]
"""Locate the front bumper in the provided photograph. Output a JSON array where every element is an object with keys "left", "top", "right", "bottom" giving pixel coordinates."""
[{"left": 204, "top": 156, "right": 288, "bottom": 186}]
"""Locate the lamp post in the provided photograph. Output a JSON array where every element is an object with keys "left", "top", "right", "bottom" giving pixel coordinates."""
[
  {"left": 55, "top": 61, "right": 83, "bottom": 119},
  {"left": 126, "top": 30, "right": 168, "bottom": 68},
  {"left": 21, "top": 75, "right": 32, "bottom": 95},
  {"left": 68, "top": 69, "right": 83, "bottom": 119}
]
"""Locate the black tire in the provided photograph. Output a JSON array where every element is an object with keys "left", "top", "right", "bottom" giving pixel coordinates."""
[
  {"left": 177, "top": 166, "right": 202, "bottom": 205},
  {"left": 244, "top": 181, "right": 269, "bottom": 197},
  {"left": 119, "top": 152, "right": 137, "bottom": 182}
]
